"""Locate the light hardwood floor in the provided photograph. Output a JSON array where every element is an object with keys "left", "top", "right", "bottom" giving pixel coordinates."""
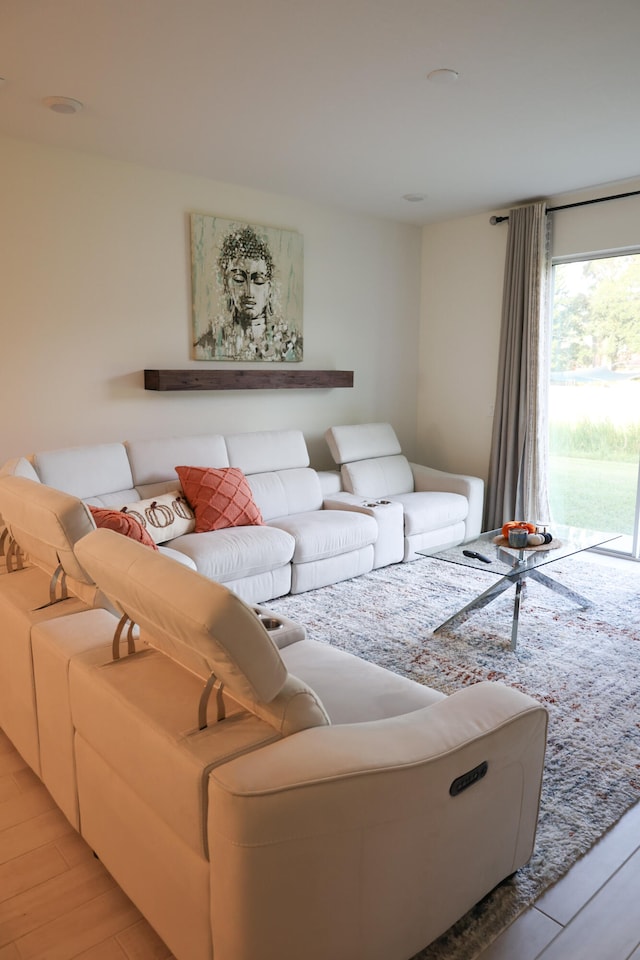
[{"left": 476, "top": 801, "right": 640, "bottom": 960}]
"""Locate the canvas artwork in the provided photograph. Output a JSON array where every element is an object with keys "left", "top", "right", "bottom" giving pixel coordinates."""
[{"left": 190, "top": 214, "right": 303, "bottom": 362}]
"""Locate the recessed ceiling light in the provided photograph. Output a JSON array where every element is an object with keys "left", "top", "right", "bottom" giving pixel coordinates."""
[
  {"left": 402, "top": 193, "right": 427, "bottom": 203},
  {"left": 427, "top": 68, "right": 460, "bottom": 84},
  {"left": 42, "top": 95, "right": 83, "bottom": 115}
]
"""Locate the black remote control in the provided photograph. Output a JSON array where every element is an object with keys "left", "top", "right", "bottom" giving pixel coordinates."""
[{"left": 463, "top": 549, "right": 492, "bottom": 563}]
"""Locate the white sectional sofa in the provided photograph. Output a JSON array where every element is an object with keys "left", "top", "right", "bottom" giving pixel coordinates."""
[
  {"left": 1, "top": 429, "right": 378, "bottom": 604},
  {"left": 0, "top": 425, "right": 483, "bottom": 603},
  {"left": 0, "top": 502, "right": 548, "bottom": 960}
]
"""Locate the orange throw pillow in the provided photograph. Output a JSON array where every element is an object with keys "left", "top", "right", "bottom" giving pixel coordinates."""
[
  {"left": 89, "top": 506, "right": 159, "bottom": 550},
  {"left": 175, "top": 466, "right": 264, "bottom": 533}
]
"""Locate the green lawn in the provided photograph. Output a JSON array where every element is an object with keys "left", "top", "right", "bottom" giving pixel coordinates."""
[{"left": 549, "top": 456, "right": 638, "bottom": 534}]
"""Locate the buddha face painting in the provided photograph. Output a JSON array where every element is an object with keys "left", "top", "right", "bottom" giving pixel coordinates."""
[{"left": 219, "top": 226, "right": 274, "bottom": 332}]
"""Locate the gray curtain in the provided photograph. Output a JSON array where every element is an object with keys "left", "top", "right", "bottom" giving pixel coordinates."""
[{"left": 485, "top": 201, "right": 552, "bottom": 529}]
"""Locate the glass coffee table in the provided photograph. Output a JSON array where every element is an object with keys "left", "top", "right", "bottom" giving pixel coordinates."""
[{"left": 418, "top": 524, "right": 620, "bottom": 650}]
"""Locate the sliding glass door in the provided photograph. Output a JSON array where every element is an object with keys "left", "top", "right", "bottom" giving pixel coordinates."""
[{"left": 548, "top": 252, "right": 640, "bottom": 558}]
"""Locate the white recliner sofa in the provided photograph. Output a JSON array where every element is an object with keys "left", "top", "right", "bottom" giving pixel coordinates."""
[
  {"left": 325, "top": 422, "right": 484, "bottom": 562},
  {"left": 0, "top": 513, "right": 548, "bottom": 960},
  {"left": 1, "top": 428, "right": 377, "bottom": 603},
  {"left": 0, "top": 474, "right": 304, "bottom": 778}
]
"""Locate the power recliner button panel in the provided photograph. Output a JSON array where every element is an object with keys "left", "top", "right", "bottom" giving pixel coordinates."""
[{"left": 449, "top": 761, "right": 488, "bottom": 797}]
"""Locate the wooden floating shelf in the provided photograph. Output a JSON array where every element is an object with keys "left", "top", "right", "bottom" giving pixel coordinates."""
[{"left": 144, "top": 369, "right": 354, "bottom": 391}]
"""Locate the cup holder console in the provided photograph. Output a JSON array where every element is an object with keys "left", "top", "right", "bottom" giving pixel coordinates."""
[{"left": 253, "top": 609, "right": 283, "bottom": 631}]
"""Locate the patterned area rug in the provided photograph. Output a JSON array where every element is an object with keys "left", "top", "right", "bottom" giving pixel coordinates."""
[{"left": 272, "top": 553, "right": 640, "bottom": 960}]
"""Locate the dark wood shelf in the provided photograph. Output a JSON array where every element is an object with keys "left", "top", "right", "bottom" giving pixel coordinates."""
[{"left": 144, "top": 369, "right": 354, "bottom": 391}]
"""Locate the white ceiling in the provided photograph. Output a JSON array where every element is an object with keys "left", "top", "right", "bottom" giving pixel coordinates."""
[{"left": 2, "top": 0, "right": 640, "bottom": 224}]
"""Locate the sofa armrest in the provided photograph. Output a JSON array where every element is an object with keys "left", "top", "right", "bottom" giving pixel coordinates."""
[
  {"left": 410, "top": 463, "right": 484, "bottom": 538},
  {"left": 323, "top": 493, "right": 404, "bottom": 567},
  {"left": 317, "top": 469, "right": 343, "bottom": 497},
  {"left": 0, "top": 456, "right": 40, "bottom": 481},
  {"left": 207, "top": 681, "right": 547, "bottom": 960},
  {"left": 322, "top": 491, "right": 373, "bottom": 511}
]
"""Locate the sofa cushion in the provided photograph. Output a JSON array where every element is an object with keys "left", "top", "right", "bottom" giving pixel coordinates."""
[
  {"left": 342, "top": 454, "right": 414, "bottom": 498},
  {"left": 392, "top": 490, "right": 468, "bottom": 535},
  {"left": 270, "top": 510, "right": 377, "bottom": 563},
  {"left": 168, "top": 525, "right": 295, "bottom": 582},
  {"left": 280, "top": 638, "right": 445, "bottom": 723},
  {"left": 247, "top": 467, "right": 323, "bottom": 520},
  {"left": 176, "top": 466, "right": 264, "bottom": 533},
  {"left": 89, "top": 506, "right": 159, "bottom": 550},
  {"left": 120, "top": 491, "right": 195, "bottom": 544}
]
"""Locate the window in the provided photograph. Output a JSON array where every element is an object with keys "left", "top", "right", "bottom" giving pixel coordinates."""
[{"left": 548, "top": 252, "right": 640, "bottom": 558}]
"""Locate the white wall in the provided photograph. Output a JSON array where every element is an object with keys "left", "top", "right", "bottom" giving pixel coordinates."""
[
  {"left": 0, "top": 137, "right": 422, "bottom": 469},
  {"left": 418, "top": 176, "right": 640, "bottom": 485}
]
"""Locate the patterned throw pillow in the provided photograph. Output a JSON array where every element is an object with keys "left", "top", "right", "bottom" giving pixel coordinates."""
[
  {"left": 89, "top": 506, "right": 159, "bottom": 550},
  {"left": 175, "top": 466, "right": 264, "bottom": 533},
  {"left": 119, "top": 491, "right": 196, "bottom": 545}
]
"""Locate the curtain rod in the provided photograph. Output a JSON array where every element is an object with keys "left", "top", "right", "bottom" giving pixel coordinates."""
[{"left": 489, "top": 187, "right": 640, "bottom": 224}]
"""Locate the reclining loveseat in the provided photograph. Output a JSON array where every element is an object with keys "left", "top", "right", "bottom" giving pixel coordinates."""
[{"left": 325, "top": 422, "right": 484, "bottom": 562}]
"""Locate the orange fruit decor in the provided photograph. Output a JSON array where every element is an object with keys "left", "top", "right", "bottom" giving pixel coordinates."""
[{"left": 501, "top": 520, "right": 537, "bottom": 539}]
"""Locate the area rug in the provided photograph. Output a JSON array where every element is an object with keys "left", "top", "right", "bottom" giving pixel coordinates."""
[{"left": 272, "top": 554, "right": 640, "bottom": 959}]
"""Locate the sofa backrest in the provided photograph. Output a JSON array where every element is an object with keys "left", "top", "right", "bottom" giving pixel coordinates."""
[
  {"left": 75, "top": 529, "right": 330, "bottom": 735},
  {"left": 225, "top": 429, "right": 323, "bottom": 518},
  {"left": 341, "top": 455, "right": 415, "bottom": 498},
  {"left": 325, "top": 422, "right": 402, "bottom": 465},
  {"left": 0, "top": 458, "right": 41, "bottom": 532},
  {"left": 247, "top": 468, "right": 323, "bottom": 520},
  {"left": 325, "top": 424, "right": 415, "bottom": 498},
  {"left": 1, "top": 429, "right": 329, "bottom": 525},
  {"left": 0, "top": 475, "right": 98, "bottom": 589},
  {"left": 32, "top": 443, "right": 138, "bottom": 507},
  {"left": 225, "top": 429, "right": 309, "bottom": 473},
  {"left": 125, "top": 434, "right": 229, "bottom": 499},
  {"left": 9, "top": 435, "right": 231, "bottom": 507}
]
